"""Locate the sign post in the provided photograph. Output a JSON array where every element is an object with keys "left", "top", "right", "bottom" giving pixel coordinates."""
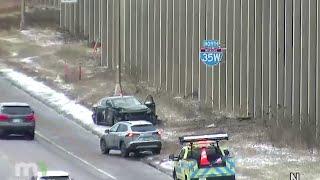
[{"left": 20, "top": 0, "right": 25, "bottom": 30}]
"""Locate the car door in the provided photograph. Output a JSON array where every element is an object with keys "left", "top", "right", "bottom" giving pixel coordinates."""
[
  {"left": 106, "top": 124, "right": 119, "bottom": 148},
  {"left": 176, "top": 148, "right": 186, "bottom": 179},
  {"left": 144, "top": 95, "right": 156, "bottom": 115},
  {"left": 113, "top": 124, "right": 128, "bottom": 149},
  {"left": 105, "top": 100, "right": 114, "bottom": 125}
]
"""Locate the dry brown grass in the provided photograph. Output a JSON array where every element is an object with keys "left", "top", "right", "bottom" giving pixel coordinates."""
[{"left": 0, "top": 0, "right": 19, "bottom": 15}]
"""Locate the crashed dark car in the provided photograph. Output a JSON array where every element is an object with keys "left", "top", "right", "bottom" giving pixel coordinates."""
[{"left": 92, "top": 95, "right": 157, "bottom": 126}]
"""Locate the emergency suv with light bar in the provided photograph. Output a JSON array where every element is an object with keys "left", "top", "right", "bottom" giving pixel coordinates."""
[{"left": 170, "top": 133, "right": 235, "bottom": 180}]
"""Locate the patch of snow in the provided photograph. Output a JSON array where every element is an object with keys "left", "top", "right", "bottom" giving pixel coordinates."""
[
  {"left": 20, "top": 56, "right": 38, "bottom": 64},
  {"left": 0, "top": 37, "right": 23, "bottom": 44},
  {"left": 11, "top": 52, "right": 18, "bottom": 57},
  {"left": 207, "top": 123, "right": 215, "bottom": 128},
  {"left": 0, "top": 69, "right": 107, "bottom": 136},
  {"left": 54, "top": 75, "right": 74, "bottom": 91},
  {"left": 159, "top": 160, "right": 174, "bottom": 170},
  {"left": 233, "top": 142, "right": 320, "bottom": 169},
  {"left": 20, "top": 29, "right": 64, "bottom": 47},
  {"left": 161, "top": 130, "right": 176, "bottom": 141}
]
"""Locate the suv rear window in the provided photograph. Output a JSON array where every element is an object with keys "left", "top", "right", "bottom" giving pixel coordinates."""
[
  {"left": 2, "top": 106, "right": 32, "bottom": 115},
  {"left": 131, "top": 124, "right": 156, "bottom": 132}
]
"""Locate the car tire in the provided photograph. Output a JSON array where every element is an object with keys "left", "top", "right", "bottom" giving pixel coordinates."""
[
  {"left": 96, "top": 112, "right": 103, "bottom": 125},
  {"left": 0, "top": 131, "right": 6, "bottom": 139},
  {"left": 27, "top": 131, "right": 35, "bottom": 140},
  {"left": 134, "top": 151, "right": 142, "bottom": 157},
  {"left": 100, "top": 139, "right": 110, "bottom": 154},
  {"left": 120, "top": 142, "right": 129, "bottom": 158},
  {"left": 152, "top": 148, "right": 161, "bottom": 155}
]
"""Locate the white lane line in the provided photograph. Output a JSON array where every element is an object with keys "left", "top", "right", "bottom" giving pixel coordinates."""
[{"left": 35, "top": 131, "right": 117, "bottom": 180}]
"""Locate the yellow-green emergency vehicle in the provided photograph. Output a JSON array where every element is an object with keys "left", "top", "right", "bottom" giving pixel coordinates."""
[{"left": 169, "top": 133, "right": 235, "bottom": 180}]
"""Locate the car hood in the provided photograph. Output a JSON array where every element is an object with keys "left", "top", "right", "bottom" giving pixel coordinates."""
[{"left": 117, "top": 104, "right": 149, "bottom": 113}]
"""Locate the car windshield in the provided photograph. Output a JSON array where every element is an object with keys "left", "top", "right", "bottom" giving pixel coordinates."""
[
  {"left": 1, "top": 106, "right": 32, "bottom": 115},
  {"left": 40, "top": 177, "right": 69, "bottom": 180},
  {"left": 111, "top": 97, "right": 141, "bottom": 107},
  {"left": 131, "top": 124, "right": 156, "bottom": 132}
]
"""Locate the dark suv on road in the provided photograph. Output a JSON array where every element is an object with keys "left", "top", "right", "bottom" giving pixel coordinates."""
[{"left": 0, "top": 102, "right": 36, "bottom": 140}]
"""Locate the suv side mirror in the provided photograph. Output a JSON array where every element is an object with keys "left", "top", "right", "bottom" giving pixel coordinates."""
[
  {"left": 224, "top": 150, "right": 230, "bottom": 156},
  {"left": 105, "top": 129, "right": 110, "bottom": 134},
  {"left": 169, "top": 154, "right": 179, "bottom": 161}
]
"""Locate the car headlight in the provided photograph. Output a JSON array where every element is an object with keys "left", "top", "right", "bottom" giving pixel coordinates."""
[{"left": 146, "top": 109, "right": 152, "bottom": 114}]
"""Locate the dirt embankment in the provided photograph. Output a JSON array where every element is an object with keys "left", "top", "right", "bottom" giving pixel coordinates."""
[{"left": 0, "top": 0, "right": 20, "bottom": 31}]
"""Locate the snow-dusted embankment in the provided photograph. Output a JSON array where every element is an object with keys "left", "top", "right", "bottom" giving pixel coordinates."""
[{"left": 0, "top": 69, "right": 106, "bottom": 136}]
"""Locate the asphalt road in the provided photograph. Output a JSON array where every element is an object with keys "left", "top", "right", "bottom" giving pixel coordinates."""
[
  {"left": 0, "top": 137, "right": 104, "bottom": 180},
  {"left": 0, "top": 77, "right": 171, "bottom": 180}
]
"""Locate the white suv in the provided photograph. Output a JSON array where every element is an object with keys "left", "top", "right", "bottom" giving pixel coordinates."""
[{"left": 100, "top": 120, "right": 162, "bottom": 157}]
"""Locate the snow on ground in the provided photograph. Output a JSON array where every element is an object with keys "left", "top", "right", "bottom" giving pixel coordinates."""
[
  {"left": 159, "top": 159, "right": 174, "bottom": 170},
  {"left": 20, "top": 56, "right": 38, "bottom": 64},
  {"left": 10, "top": 52, "right": 18, "bottom": 57},
  {"left": 20, "top": 29, "right": 64, "bottom": 47},
  {"left": 0, "top": 37, "right": 23, "bottom": 44},
  {"left": 0, "top": 68, "right": 107, "bottom": 136},
  {"left": 53, "top": 74, "right": 74, "bottom": 91},
  {"left": 233, "top": 142, "right": 319, "bottom": 169}
]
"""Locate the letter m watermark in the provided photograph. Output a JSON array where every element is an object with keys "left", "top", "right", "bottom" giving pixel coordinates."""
[
  {"left": 290, "top": 172, "right": 300, "bottom": 180},
  {"left": 15, "top": 162, "right": 38, "bottom": 177}
]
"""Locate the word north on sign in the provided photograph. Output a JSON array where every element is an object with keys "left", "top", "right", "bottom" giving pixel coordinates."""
[{"left": 199, "top": 40, "right": 226, "bottom": 67}]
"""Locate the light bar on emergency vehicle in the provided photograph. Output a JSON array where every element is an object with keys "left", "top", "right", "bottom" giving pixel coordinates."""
[{"left": 179, "top": 133, "right": 228, "bottom": 144}]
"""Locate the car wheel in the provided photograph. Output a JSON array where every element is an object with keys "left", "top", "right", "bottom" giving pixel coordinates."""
[
  {"left": 100, "top": 139, "right": 110, "bottom": 154},
  {"left": 134, "top": 151, "right": 142, "bottom": 157},
  {"left": 0, "top": 131, "right": 6, "bottom": 139},
  {"left": 152, "top": 148, "right": 161, "bottom": 155},
  {"left": 27, "top": 131, "right": 35, "bottom": 140},
  {"left": 96, "top": 112, "right": 103, "bottom": 125},
  {"left": 120, "top": 142, "right": 129, "bottom": 158}
]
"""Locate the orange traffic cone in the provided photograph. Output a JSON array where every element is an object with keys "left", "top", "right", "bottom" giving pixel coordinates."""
[{"left": 200, "top": 147, "right": 210, "bottom": 166}]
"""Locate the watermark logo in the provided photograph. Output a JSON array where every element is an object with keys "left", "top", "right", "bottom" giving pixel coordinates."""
[
  {"left": 15, "top": 161, "right": 47, "bottom": 177},
  {"left": 199, "top": 40, "right": 226, "bottom": 67}
]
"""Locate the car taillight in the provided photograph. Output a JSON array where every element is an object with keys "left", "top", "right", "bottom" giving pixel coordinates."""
[
  {"left": 0, "top": 114, "right": 9, "bottom": 121},
  {"left": 126, "top": 132, "right": 139, "bottom": 137},
  {"left": 25, "top": 114, "right": 36, "bottom": 121}
]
